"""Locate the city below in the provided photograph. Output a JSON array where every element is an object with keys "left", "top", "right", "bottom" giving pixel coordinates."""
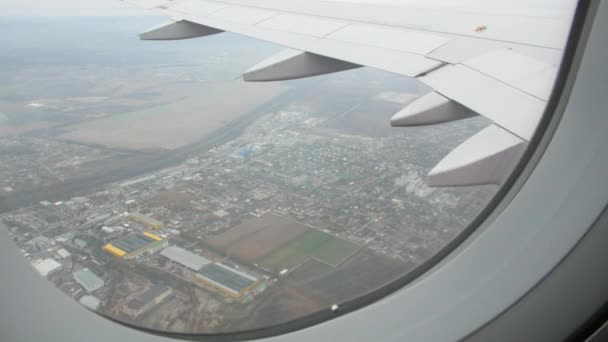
[{"left": 0, "top": 16, "right": 496, "bottom": 334}]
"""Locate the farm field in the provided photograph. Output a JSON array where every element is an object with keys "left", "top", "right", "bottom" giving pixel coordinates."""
[
  {"left": 206, "top": 214, "right": 309, "bottom": 263},
  {"left": 59, "top": 81, "right": 287, "bottom": 151},
  {"left": 260, "top": 229, "right": 362, "bottom": 271},
  {"left": 285, "top": 249, "right": 413, "bottom": 303}
]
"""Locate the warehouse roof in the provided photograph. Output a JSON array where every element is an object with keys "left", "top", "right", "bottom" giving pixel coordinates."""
[
  {"left": 73, "top": 268, "right": 104, "bottom": 293},
  {"left": 129, "top": 213, "right": 164, "bottom": 228},
  {"left": 56, "top": 248, "right": 71, "bottom": 259},
  {"left": 32, "top": 258, "right": 62, "bottom": 276},
  {"left": 109, "top": 232, "right": 162, "bottom": 254},
  {"left": 160, "top": 246, "right": 210, "bottom": 271},
  {"left": 79, "top": 295, "right": 101, "bottom": 310},
  {"left": 196, "top": 263, "right": 257, "bottom": 297}
]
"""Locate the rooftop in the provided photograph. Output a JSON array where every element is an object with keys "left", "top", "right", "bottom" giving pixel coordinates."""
[
  {"left": 56, "top": 248, "right": 71, "bottom": 258},
  {"left": 32, "top": 258, "right": 62, "bottom": 276},
  {"left": 197, "top": 263, "right": 257, "bottom": 296},
  {"left": 108, "top": 232, "right": 162, "bottom": 255},
  {"left": 73, "top": 268, "right": 104, "bottom": 293},
  {"left": 128, "top": 213, "right": 164, "bottom": 227},
  {"left": 79, "top": 295, "right": 101, "bottom": 310},
  {"left": 160, "top": 246, "right": 210, "bottom": 271}
]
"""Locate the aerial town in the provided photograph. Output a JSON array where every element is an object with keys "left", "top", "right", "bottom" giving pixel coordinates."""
[
  {"left": 1, "top": 102, "right": 494, "bottom": 333},
  {"left": 0, "top": 16, "right": 496, "bottom": 334}
]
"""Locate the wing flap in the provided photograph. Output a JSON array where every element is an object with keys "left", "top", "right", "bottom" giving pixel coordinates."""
[
  {"left": 419, "top": 64, "right": 546, "bottom": 140},
  {"left": 170, "top": 0, "right": 228, "bottom": 15},
  {"left": 209, "top": 5, "right": 278, "bottom": 25},
  {"left": 462, "top": 49, "right": 558, "bottom": 101},
  {"left": 258, "top": 13, "right": 349, "bottom": 37},
  {"left": 325, "top": 24, "right": 451, "bottom": 55}
]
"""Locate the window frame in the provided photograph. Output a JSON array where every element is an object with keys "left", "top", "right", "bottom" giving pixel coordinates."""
[{"left": 0, "top": 1, "right": 606, "bottom": 341}]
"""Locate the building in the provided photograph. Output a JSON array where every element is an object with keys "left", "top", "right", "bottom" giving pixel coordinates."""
[
  {"left": 32, "top": 258, "right": 62, "bottom": 277},
  {"left": 56, "top": 248, "right": 71, "bottom": 259},
  {"left": 79, "top": 295, "right": 101, "bottom": 310},
  {"left": 195, "top": 263, "right": 257, "bottom": 298},
  {"left": 27, "top": 236, "right": 52, "bottom": 250},
  {"left": 73, "top": 268, "right": 104, "bottom": 293},
  {"left": 73, "top": 238, "right": 88, "bottom": 249},
  {"left": 103, "top": 232, "right": 167, "bottom": 259},
  {"left": 160, "top": 246, "right": 210, "bottom": 271},
  {"left": 82, "top": 213, "right": 113, "bottom": 229},
  {"left": 122, "top": 285, "right": 172, "bottom": 318},
  {"left": 101, "top": 226, "right": 114, "bottom": 234},
  {"left": 128, "top": 213, "right": 164, "bottom": 230},
  {"left": 54, "top": 231, "right": 75, "bottom": 243}
]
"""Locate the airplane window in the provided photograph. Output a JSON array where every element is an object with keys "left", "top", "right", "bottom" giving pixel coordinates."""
[{"left": 0, "top": 1, "right": 576, "bottom": 337}]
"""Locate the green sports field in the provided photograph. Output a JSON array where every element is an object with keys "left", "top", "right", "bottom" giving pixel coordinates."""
[{"left": 260, "top": 229, "right": 362, "bottom": 272}]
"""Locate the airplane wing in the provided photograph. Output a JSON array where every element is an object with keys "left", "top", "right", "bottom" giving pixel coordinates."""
[{"left": 123, "top": 0, "right": 576, "bottom": 186}]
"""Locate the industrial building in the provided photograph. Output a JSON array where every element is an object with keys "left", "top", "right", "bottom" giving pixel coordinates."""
[
  {"left": 123, "top": 284, "right": 172, "bottom": 318},
  {"left": 79, "top": 295, "right": 101, "bottom": 311},
  {"left": 128, "top": 212, "right": 164, "bottom": 230},
  {"left": 56, "top": 248, "right": 71, "bottom": 259},
  {"left": 160, "top": 246, "right": 210, "bottom": 271},
  {"left": 103, "top": 232, "right": 167, "bottom": 259},
  {"left": 195, "top": 263, "right": 257, "bottom": 298},
  {"left": 73, "top": 268, "right": 104, "bottom": 293},
  {"left": 82, "top": 213, "right": 113, "bottom": 229},
  {"left": 32, "top": 258, "right": 62, "bottom": 277}
]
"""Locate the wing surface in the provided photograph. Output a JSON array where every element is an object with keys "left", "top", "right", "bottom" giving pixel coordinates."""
[{"left": 124, "top": 0, "right": 576, "bottom": 186}]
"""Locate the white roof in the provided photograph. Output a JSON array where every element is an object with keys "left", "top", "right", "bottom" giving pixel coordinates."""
[
  {"left": 73, "top": 268, "right": 104, "bottom": 293},
  {"left": 79, "top": 295, "right": 101, "bottom": 310},
  {"left": 56, "top": 249, "right": 71, "bottom": 258},
  {"left": 101, "top": 226, "right": 115, "bottom": 233},
  {"left": 160, "top": 246, "right": 210, "bottom": 271},
  {"left": 32, "top": 258, "right": 62, "bottom": 276}
]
